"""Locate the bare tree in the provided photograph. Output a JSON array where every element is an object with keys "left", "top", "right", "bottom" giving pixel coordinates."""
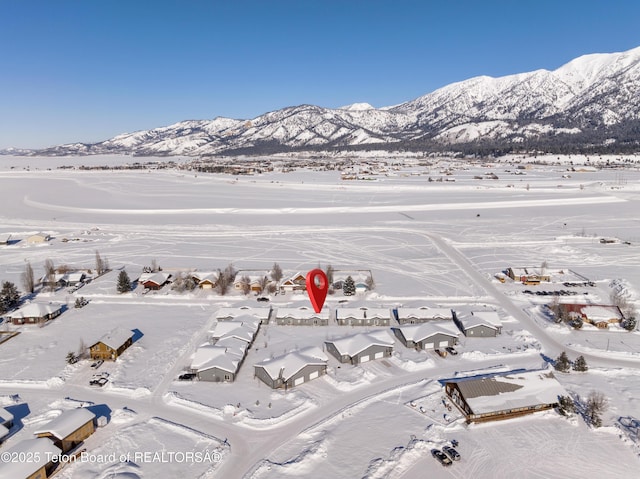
[
  {"left": 44, "top": 258, "right": 55, "bottom": 291},
  {"left": 21, "top": 261, "right": 35, "bottom": 294},
  {"left": 540, "top": 260, "right": 548, "bottom": 275},
  {"left": 151, "top": 258, "right": 159, "bottom": 273},
  {"left": 215, "top": 264, "right": 236, "bottom": 296},
  {"left": 585, "top": 391, "right": 607, "bottom": 427},
  {"left": 95, "top": 250, "right": 105, "bottom": 275},
  {"left": 240, "top": 275, "right": 251, "bottom": 295},
  {"left": 271, "top": 263, "right": 283, "bottom": 282},
  {"left": 259, "top": 275, "right": 270, "bottom": 293},
  {"left": 324, "top": 264, "right": 335, "bottom": 285}
]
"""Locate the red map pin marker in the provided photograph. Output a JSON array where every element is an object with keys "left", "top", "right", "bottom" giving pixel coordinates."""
[{"left": 306, "top": 269, "right": 328, "bottom": 313}]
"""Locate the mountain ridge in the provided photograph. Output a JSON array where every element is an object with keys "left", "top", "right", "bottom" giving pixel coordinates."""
[{"left": 8, "top": 46, "right": 640, "bottom": 157}]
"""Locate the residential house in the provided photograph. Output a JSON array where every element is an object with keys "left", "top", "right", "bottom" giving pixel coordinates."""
[
  {"left": 138, "top": 271, "right": 172, "bottom": 290},
  {"left": 0, "top": 407, "right": 13, "bottom": 441},
  {"left": 335, "top": 307, "right": 392, "bottom": 326},
  {"left": 27, "top": 232, "right": 51, "bottom": 244},
  {"left": 190, "top": 342, "right": 246, "bottom": 382},
  {"left": 41, "top": 272, "right": 87, "bottom": 289},
  {"left": 254, "top": 346, "right": 328, "bottom": 389},
  {"left": 89, "top": 328, "right": 135, "bottom": 360},
  {"left": 454, "top": 311, "right": 503, "bottom": 337},
  {"left": 0, "top": 438, "right": 62, "bottom": 479},
  {"left": 325, "top": 331, "right": 394, "bottom": 364},
  {"left": 191, "top": 271, "right": 219, "bottom": 289},
  {"left": 557, "top": 303, "right": 624, "bottom": 329},
  {"left": 210, "top": 319, "right": 260, "bottom": 345},
  {"left": 215, "top": 306, "right": 272, "bottom": 323},
  {"left": 33, "top": 408, "right": 96, "bottom": 453},
  {"left": 392, "top": 322, "right": 459, "bottom": 350},
  {"left": 6, "top": 302, "right": 63, "bottom": 325},
  {"left": 274, "top": 306, "right": 330, "bottom": 326},
  {"left": 444, "top": 369, "right": 566, "bottom": 423},
  {"left": 506, "top": 267, "right": 551, "bottom": 284},
  {"left": 233, "top": 270, "right": 273, "bottom": 293},
  {"left": 394, "top": 307, "right": 454, "bottom": 325},
  {"left": 279, "top": 272, "right": 307, "bottom": 293}
]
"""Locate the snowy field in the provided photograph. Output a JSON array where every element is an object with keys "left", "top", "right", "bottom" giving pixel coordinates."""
[{"left": 0, "top": 154, "right": 639, "bottom": 478}]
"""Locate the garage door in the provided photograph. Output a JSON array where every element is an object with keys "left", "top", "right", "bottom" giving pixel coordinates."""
[
  {"left": 309, "top": 371, "right": 319, "bottom": 380},
  {"left": 439, "top": 340, "right": 449, "bottom": 348},
  {"left": 425, "top": 342, "right": 435, "bottom": 350},
  {"left": 374, "top": 352, "right": 384, "bottom": 359},
  {"left": 360, "top": 355, "right": 370, "bottom": 363},
  {"left": 294, "top": 376, "right": 305, "bottom": 386}
]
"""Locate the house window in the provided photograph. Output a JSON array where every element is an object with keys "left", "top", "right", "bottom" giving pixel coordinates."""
[{"left": 224, "top": 374, "right": 231, "bottom": 381}]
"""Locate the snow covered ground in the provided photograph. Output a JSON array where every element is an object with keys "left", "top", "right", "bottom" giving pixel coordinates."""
[{"left": 0, "top": 154, "right": 639, "bottom": 478}]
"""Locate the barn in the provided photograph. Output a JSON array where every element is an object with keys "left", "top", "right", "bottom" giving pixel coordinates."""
[{"left": 444, "top": 369, "right": 566, "bottom": 423}]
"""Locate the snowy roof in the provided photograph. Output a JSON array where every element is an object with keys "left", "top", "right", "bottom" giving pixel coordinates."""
[
  {"left": 92, "top": 328, "right": 134, "bottom": 350},
  {"left": 33, "top": 408, "right": 95, "bottom": 439},
  {"left": 275, "top": 307, "right": 330, "bottom": 320},
  {"left": 581, "top": 305, "right": 623, "bottom": 321},
  {"left": 209, "top": 322, "right": 257, "bottom": 343},
  {"left": 458, "top": 311, "right": 503, "bottom": 330},
  {"left": 0, "top": 423, "right": 8, "bottom": 440},
  {"left": 214, "top": 336, "right": 250, "bottom": 355},
  {"left": 139, "top": 272, "right": 171, "bottom": 285},
  {"left": 332, "top": 271, "right": 371, "bottom": 283},
  {"left": 326, "top": 331, "right": 394, "bottom": 357},
  {"left": 255, "top": 346, "right": 328, "bottom": 381},
  {"left": 0, "top": 438, "right": 62, "bottom": 477},
  {"left": 336, "top": 308, "right": 391, "bottom": 320},
  {"left": 396, "top": 307, "right": 453, "bottom": 320},
  {"left": 191, "top": 344, "right": 244, "bottom": 373},
  {"left": 394, "top": 322, "right": 459, "bottom": 342},
  {"left": 447, "top": 370, "right": 566, "bottom": 416},
  {"left": 191, "top": 271, "right": 219, "bottom": 282},
  {"left": 6, "top": 302, "right": 62, "bottom": 319},
  {"left": 0, "top": 406, "right": 14, "bottom": 425},
  {"left": 215, "top": 307, "right": 271, "bottom": 320}
]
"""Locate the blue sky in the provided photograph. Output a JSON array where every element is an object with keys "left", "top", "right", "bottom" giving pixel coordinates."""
[{"left": 1, "top": 0, "right": 639, "bottom": 149}]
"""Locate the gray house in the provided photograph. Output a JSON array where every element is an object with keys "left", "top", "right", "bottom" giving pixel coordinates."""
[
  {"left": 274, "top": 307, "right": 330, "bottom": 326},
  {"left": 335, "top": 307, "right": 391, "bottom": 326},
  {"left": 392, "top": 322, "right": 459, "bottom": 350},
  {"left": 254, "top": 347, "right": 328, "bottom": 389},
  {"left": 325, "top": 331, "right": 394, "bottom": 364},
  {"left": 191, "top": 340, "right": 247, "bottom": 382},
  {"left": 454, "top": 311, "right": 503, "bottom": 337},
  {"left": 215, "top": 306, "right": 272, "bottom": 323},
  {"left": 394, "top": 307, "right": 454, "bottom": 325}
]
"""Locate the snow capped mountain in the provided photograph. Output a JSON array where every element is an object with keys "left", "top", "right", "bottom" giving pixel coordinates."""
[{"left": 22, "top": 46, "right": 640, "bottom": 157}]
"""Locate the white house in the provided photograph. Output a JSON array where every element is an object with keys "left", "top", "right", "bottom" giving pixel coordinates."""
[{"left": 254, "top": 346, "right": 328, "bottom": 389}]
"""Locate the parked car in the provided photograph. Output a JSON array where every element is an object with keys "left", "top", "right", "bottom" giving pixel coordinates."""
[
  {"left": 90, "top": 359, "right": 104, "bottom": 369},
  {"left": 431, "top": 449, "right": 452, "bottom": 466},
  {"left": 178, "top": 373, "right": 196, "bottom": 381},
  {"left": 445, "top": 346, "right": 458, "bottom": 356},
  {"left": 89, "top": 373, "right": 109, "bottom": 386},
  {"left": 434, "top": 349, "right": 447, "bottom": 358},
  {"left": 257, "top": 297, "right": 270, "bottom": 302},
  {"left": 443, "top": 445, "right": 460, "bottom": 461}
]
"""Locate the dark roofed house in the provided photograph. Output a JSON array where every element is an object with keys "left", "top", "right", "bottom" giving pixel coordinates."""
[
  {"left": 444, "top": 369, "right": 566, "bottom": 423},
  {"left": 89, "top": 328, "right": 135, "bottom": 360}
]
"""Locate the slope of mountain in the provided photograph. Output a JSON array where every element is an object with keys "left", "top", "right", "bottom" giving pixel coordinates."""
[{"left": 18, "top": 46, "right": 640, "bottom": 157}]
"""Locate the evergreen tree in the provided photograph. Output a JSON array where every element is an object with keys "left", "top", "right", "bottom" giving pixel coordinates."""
[
  {"left": 573, "top": 355, "right": 588, "bottom": 372},
  {"left": 117, "top": 270, "right": 131, "bottom": 293},
  {"left": 623, "top": 316, "right": 637, "bottom": 332},
  {"left": 585, "top": 391, "right": 607, "bottom": 428},
  {"left": 0, "top": 281, "right": 20, "bottom": 313},
  {"left": 554, "top": 351, "right": 571, "bottom": 372},
  {"left": 343, "top": 275, "right": 356, "bottom": 296}
]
